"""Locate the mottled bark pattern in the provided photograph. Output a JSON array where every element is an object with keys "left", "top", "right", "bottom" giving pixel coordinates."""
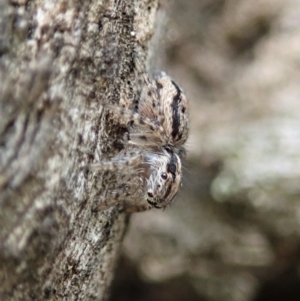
[{"left": 0, "top": 0, "right": 160, "bottom": 300}]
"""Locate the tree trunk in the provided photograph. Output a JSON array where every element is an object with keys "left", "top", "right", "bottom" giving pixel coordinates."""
[{"left": 0, "top": 0, "right": 161, "bottom": 300}]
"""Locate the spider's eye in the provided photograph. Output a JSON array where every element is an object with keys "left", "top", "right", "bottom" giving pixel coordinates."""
[
  {"left": 147, "top": 192, "right": 154, "bottom": 198},
  {"left": 161, "top": 173, "right": 167, "bottom": 180}
]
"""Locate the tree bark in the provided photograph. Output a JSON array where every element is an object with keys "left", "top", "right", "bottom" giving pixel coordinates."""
[{"left": 0, "top": 0, "right": 160, "bottom": 300}]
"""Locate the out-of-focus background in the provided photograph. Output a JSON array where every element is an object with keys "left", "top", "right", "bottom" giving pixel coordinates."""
[{"left": 110, "top": 0, "right": 300, "bottom": 300}]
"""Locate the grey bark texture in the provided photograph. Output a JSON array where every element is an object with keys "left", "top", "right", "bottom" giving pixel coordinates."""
[{"left": 0, "top": 0, "right": 160, "bottom": 300}]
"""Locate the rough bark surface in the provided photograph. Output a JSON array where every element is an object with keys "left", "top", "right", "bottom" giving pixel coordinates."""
[{"left": 0, "top": 0, "right": 160, "bottom": 300}]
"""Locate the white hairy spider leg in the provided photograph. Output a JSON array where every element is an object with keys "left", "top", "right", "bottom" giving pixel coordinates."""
[
  {"left": 90, "top": 153, "right": 143, "bottom": 171},
  {"left": 126, "top": 132, "right": 164, "bottom": 147},
  {"left": 103, "top": 104, "right": 167, "bottom": 145}
]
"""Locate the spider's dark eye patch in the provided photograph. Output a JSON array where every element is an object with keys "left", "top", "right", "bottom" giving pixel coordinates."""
[
  {"left": 147, "top": 192, "right": 154, "bottom": 198},
  {"left": 161, "top": 173, "right": 167, "bottom": 180},
  {"left": 164, "top": 146, "right": 172, "bottom": 154}
]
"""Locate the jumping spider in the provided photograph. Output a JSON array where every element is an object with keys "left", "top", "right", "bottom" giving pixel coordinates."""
[{"left": 92, "top": 56, "right": 189, "bottom": 212}]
